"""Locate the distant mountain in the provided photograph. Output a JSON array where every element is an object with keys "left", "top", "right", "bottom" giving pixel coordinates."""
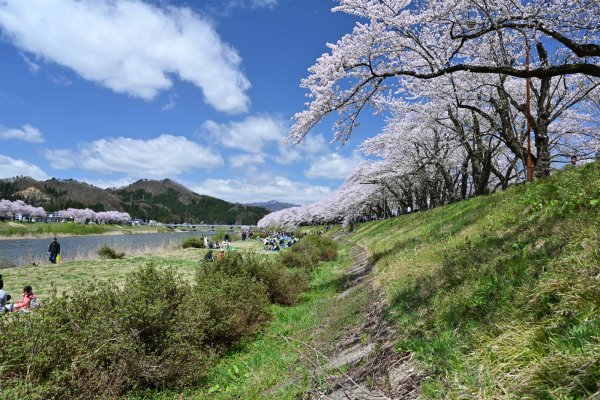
[
  {"left": 0, "top": 177, "right": 270, "bottom": 225},
  {"left": 245, "top": 200, "right": 298, "bottom": 212}
]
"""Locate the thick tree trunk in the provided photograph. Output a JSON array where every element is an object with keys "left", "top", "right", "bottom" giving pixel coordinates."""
[{"left": 533, "top": 42, "right": 552, "bottom": 178}]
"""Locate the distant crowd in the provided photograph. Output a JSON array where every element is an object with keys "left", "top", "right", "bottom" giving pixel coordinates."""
[{"left": 261, "top": 231, "right": 299, "bottom": 251}]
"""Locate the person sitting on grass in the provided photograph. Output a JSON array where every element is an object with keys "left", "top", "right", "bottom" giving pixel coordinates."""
[
  {"left": 0, "top": 274, "right": 10, "bottom": 313},
  {"left": 204, "top": 250, "right": 214, "bottom": 262},
  {"left": 9, "top": 285, "right": 35, "bottom": 312}
]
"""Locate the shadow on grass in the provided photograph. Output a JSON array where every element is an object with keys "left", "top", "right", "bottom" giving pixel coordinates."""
[{"left": 387, "top": 222, "right": 568, "bottom": 333}]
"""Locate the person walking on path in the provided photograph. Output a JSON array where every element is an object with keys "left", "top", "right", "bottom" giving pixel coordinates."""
[{"left": 48, "top": 237, "right": 61, "bottom": 264}]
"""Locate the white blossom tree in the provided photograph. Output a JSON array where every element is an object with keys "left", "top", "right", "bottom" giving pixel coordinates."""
[{"left": 290, "top": 0, "right": 599, "bottom": 177}]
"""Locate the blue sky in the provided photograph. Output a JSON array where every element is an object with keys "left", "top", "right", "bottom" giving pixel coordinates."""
[{"left": 0, "top": 0, "right": 380, "bottom": 205}]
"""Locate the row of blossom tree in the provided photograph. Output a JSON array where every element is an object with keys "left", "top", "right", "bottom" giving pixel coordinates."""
[
  {"left": 0, "top": 199, "right": 131, "bottom": 224},
  {"left": 259, "top": 0, "right": 599, "bottom": 228},
  {"left": 0, "top": 199, "right": 46, "bottom": 220}
]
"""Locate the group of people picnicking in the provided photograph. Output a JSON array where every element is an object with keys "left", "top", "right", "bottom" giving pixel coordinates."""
[
  {"left": 262, "top": 231, "right": 299, "bottom": 251},
  {"left": 0, "top": 274, "right": 37, "bottom": 315},
  {"left": 202, "top": 234, "right": 233, "bottom": 250},
  {"left": 201, "top": 233, "right": 233, "bottom": 262}
]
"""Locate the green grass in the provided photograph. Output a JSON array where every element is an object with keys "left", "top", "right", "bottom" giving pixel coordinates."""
[
  {"left": 0, "top": 221, "right": 169, "bottom": 238},
  {"left": 5, "top": 164, "right": 598, "bottom": 398},
  {"left": 0, "top": 229, "right": 377, "bottom": 399},
  {"left": 0, "top": 240, "right": 266, "bottom": 300},
  {"left": 127, "top": 245, "right": 351, "bottom": 400},
  {"left": 347, "top": 162, "right": 600, "bottom": 398}
]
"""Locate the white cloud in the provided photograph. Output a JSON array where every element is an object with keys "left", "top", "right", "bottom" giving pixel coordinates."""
[
  {"left": 0, "top": 0, "right": 251, "bottom": 114},
  {"left": 45, "top": 149, "right": 76, "bottom": 169},
  {"left": 274, "top": 144, "right": 303, "bottom": 165},
  {"left": 229, "top": 153, "right": 266, "bottom": 170},
  {"left": 44, "top": 134, "right": 223, "bottom": 178},
  {"left": 192, "top": 175, "right": 331, "bottom": 204},
  {"left": 275, "top": 133, "right": 329, "bottom": 165},
  {"left": 222, "top": 0, "right": 278, "bottom": 11},
  {"left": 203, "top": 115, "right": 286, "bottom": 153},
  {"left": 0, "top": 124, "right": 44, "bottom": 143},
  {"left": 250, "top": 0, "right": 278, "bottom": 9},
  {"left": 19, "top": 52, "right": 40, "bottom": 73},
  {"left": 301, "top": 134, "right": 329, "bottom": 154},
  {"left": 161, "top": 93, "right": 177, "bottom": 112},
  {"left": 50, "top": 75, "right": 72, "bottom": 86},
  {"left": 0, "top": 154, "right": 49, "bottom": 180},
  {"left": 305, "top": 152, "right": 363, "bottom": 180}
]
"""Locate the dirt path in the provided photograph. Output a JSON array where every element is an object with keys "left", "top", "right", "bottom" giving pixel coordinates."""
[{"left": 310, "top": 237, "right": 423, "bottom": 400}]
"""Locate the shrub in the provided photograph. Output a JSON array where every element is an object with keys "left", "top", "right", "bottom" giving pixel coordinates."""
[
  {"left": 202, "top": 252, "right": 308, "bottom": 306},
  {"left": 0, "top": 264, "right": 270, "bottom": 398},
  {"left": 213, "top": 229, "right": 239, "bottom": 243},
  {"left": 182, "top": 236, "right": 205, "bottom": 249},
  {"left": 291, "top": 235, "right": 338, "bottom": 263},
  {"left": 240, "top": 254, "right": 308, "bottom": 306},
  {"left": 280, "top": 248, "right": 318, "bottom": 272},
  {"left": 0, "top": 235, "right": 337, "bottom": 398},
  {"left": 193, "top": 267, "right": 271, "bottom": 345},
  {"left": 252, "top": 231, "right": 267, "bottom": 239},
  {"left": 97, "top": 244, "right": 125, "bottom": 259}
]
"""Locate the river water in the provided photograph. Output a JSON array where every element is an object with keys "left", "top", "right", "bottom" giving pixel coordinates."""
[{"left": 0, "top": 231, "right": 220, "bottom": 267}]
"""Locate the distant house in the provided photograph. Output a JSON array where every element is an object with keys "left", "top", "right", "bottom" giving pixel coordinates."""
[
  {"left": 46, "top": 212, "right": 66, "bottom": 223},
  {"left": 12, "top": 213, "right": 43, "bottom": 223},
  {"left": 131, "top": 218, "right": 145, "bottom": 226}
]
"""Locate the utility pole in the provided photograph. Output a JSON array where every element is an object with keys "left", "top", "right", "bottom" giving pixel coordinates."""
[
  {"left": 522, "top": 30, "right": 533, "bottom": 182},
  {"left": 382, "top": 187, "right": 386, "bottom": 219}
]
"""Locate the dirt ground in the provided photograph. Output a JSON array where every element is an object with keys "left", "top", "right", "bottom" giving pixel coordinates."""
[{"left": 306, "top": 235, "right": 424, "bottom": 400}]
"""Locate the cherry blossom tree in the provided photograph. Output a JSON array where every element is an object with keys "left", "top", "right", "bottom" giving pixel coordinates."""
[
  {"left": 57, "top": 208, "right": 131, "bottom": 224},
  {"left": 96, "top": 211, "right": 132, "bottom": 224},
  {"left": 264, "top": 0, "right": 599, "bottom": 228},
  {"left": 0, "top": 199, "right": 47, "bottom": 221},
  {"left": 290, "top": 0, "right": 599, "bottom": 173}
]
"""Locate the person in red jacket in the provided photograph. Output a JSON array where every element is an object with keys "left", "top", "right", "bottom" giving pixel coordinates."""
[{"left": 10, "top": 285, "right": 35, "bottom": 312}]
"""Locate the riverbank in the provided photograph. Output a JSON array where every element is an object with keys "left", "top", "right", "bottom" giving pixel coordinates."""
[
  {"left": 0, "top": 238, "right": 263, "bottom": 299},
  {"left": 0, "top": 220, "right": 170, "bottom": 240}
]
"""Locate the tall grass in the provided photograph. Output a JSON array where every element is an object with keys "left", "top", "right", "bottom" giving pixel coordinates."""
[{"left": 349, "top": 162, "right": 600, "bottom": 398}]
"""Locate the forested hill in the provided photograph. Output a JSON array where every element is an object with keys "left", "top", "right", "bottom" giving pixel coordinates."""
[
  {"left": 0, "top": 177, "right": 269, "bottom": 225},
  {"left": 113, "top": 179, "right": 269, "bottom": 225},
  {"left": 0, "top": 177, "right": 122, "bottom": 212}
]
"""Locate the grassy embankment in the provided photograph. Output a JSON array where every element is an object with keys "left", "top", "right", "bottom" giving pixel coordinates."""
[
  {"left": 3, "top": 163, "right": 597, "bottom": 399},
  {"left": 168, "top": 162, "right": 599, "bottom": 399},
  {"left": 0, "top": 234, "right": 351, "bottom": 399},
  {"left": 0, "top": 221, "right": 169, "bottom": 238},
  {"left": 344, "top": 162, "right": 600, "bottom": 398}
]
